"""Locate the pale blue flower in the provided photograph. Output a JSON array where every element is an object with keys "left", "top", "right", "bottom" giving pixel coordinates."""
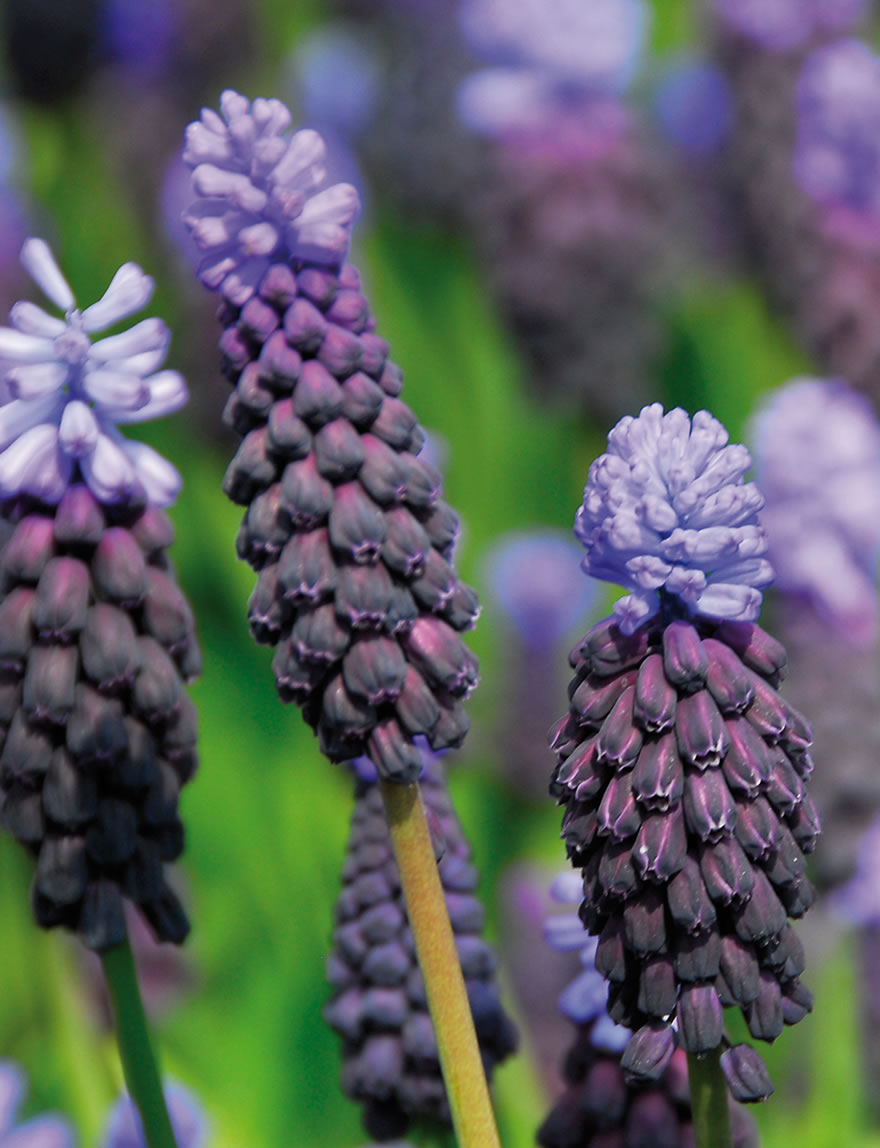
[
  {"left": 544, "top": 872, "right": 630, "bottom": 1050},
  {"left": 654, "top": 60, "right": 732, "bottom": 159},
  {"left": 0, "top": 238, "right": 187, "bottom": 506},
  {"left": 482, "top": 529, "right": 597, "bottom": 647},
  {"left": 182, "top": 90, "right": 360, "bottom": 304},
  {"left": 101, "top": 1082, "right": 205, "bottom": 1148},
  {"left": 458, "top": 0, "right": 648, "bottom": 136},
  {"left": 575, "top": 403, "right": 772, "bottom": 634},
  {"left": 0, "top": 1061, "right": 74, "bottom": 1148},
  {"left": 751, "top": 378, "right": 880, "bottom": 638}
]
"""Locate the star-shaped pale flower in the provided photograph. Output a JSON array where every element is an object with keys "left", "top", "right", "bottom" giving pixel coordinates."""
[{"left": 0, "top": 238, "right": 187, "bottom": 506}]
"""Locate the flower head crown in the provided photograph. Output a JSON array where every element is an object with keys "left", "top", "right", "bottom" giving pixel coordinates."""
[
  {"left": 182, "top": 89, "right": 360, "bottom": 304},
  {"left": 575, "top": 403, "right": 773, "bottom": 633},
  {"left": 0, "top": 238, "right": 186, "bottom": 507}
]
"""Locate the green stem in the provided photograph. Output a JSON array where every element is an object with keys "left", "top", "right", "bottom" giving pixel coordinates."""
[
  {"left": 101, "top": 932, "right": 177, "bottom": 1148},
  {"left": 687, "top": 1049, "right": 733, "bottom": 1148},
  {"left": 379, "top": 779, "right": 501, "bottom": 1148}
]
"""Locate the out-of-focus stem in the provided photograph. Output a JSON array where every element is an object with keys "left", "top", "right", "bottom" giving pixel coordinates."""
[{"left": 380, "top": 778, "right": 501, "bottom": 1148}]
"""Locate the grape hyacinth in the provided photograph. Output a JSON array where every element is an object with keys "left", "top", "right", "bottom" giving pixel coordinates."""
[
  {"left": 457, "top": 0, "right": 687, "bottom": 422},
  {"left": 712, "top": 0, "right": 868, "bottom": 52},
  {"left": 551, "top": 404, "right": 818, "bottom": 1102},
  {"left": 324, "top": 755, "right": 518, "bottom": 1140},
  {"left": 795, "top": 39, "right": 880, "bottom": 244},
  {"left": 0, "top": 1060, "right": 73, "bottom": 1147},
  {"left": 538, "top": 872, "right": 760, "bottom": 1147},
  {"left": 752, "top": 379, "right": 880, "bottom": 888},
  {"left": 182, "top": 92, "right": 480, "bottom": 781},
  {"left": 0, "top": 240, "right": 199, "bottom": 950}
]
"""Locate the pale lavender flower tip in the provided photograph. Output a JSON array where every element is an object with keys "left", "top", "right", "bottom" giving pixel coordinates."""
[
  {"left": 181, "top": 90, "right": 361, "bottom": 298},
  {"left": 578, "top": 404, "right": 770, "bottom": 630},
  {"left": 101, "top": 1081, "right": 206, "bottom": 1148},
  {"left": 0, "top": 239, "right": 185, "bottom": 507},
  {"left": 751, "top": 378, "right": 880, "bottom": 637},
  {"left": 483, "top": 530, "right": 598, "bottom": 647}
]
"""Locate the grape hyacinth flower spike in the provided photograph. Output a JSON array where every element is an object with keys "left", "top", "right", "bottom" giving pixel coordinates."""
[
  {"left": 538, "top": 872, "right": 759, "bottom": 1147},
  {"left": 183, "top": 91, "right": 498, "bottom": 1147},
  {"left": 550, "top": 404, "right": 818, "bottom": 1144},
  {"left": 325, "top": 752, "right": 517, "bottom": 1141},
  {"left": 0, "top": 239, "right": 200, "bottom": 1148}
]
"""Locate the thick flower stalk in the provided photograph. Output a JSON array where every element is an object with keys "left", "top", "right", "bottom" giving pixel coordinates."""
[
  {"left": 539, "top": 872, "right": 759, "bottom": 1147},
  {"left": 457, "top": 0, "right": 687, "bottom": 422},
  {"left": 0, "top": 239, "right": 199, "bottom": 952},
  {"left": 182, "top": 91, "right": 479, "bottom": 780},
  {"left": 324, "top": 753, "right": 518, "bottom": 1141},
  {"left": 551, "top": 404, "right": 818, "bottom": 1109}
]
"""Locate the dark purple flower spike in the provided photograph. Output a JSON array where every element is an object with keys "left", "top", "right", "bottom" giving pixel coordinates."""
[
  {"left": 182, "top": 91, "right": 480, "bottom": 781},
  {"left": 551, "top": 404, "right": 817, "bottom": 1102},
  {"left": 0, "top": 242, "right": 199, "bottom": 952},
  {"left": 324, "top": 755, "right": 517, "bottom": 1140}
]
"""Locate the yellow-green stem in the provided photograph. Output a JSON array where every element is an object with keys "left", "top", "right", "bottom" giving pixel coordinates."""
[
  {"left": 687, "top": 1049, "right": 733, "bottom": 1148},
  {"left": 101, "top": 932, "right": 177, "bottom": 1148},
  {"left": 379, "top": 779, "right": 501, "bottom": 1148}
]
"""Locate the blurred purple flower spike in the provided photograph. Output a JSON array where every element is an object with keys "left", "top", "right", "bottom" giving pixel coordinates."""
[
  {"left": 102, "top": 1081, "right": 206, "bottom": 1148},
  {"left": 0, "top": 1061, "right": 74, "bottom": 1148},
  {"left": 575, "top": 403, "right": 772, "bottom": 634},
  {"left": 713, "top": 0, "right": 868, "bottom": 51},
  {"left": 182, "top": 90, "right": 360, "bottom": 304},
  {"left": 795, "top": 39, "right": 880, "bottom": 243},
  {"left": 833, "top": 815, "right": 880, "bottom": 925},
  {"left": 458, "top": 0, "right": 649, "bottom": 136},
  {"left": 654, "top": 59, "right": 733, "bottom": 159},
  {"left": 0, "top": 239, "right": 187, "bottom": 506},
  {"left": 544, "top": 870, "right": 631, "bottom": 1048},
  {"left": 482, "top": 529, "right": 596, "bottom": 647},
  {"left": 100, "top": 0, "right": 178, "bottom": 82},
  {"left": 752, "top": 378, "right": 880, "bottom": 641},
  {"left": 293, "top": 25, "right": 380, "bottom": 140}
]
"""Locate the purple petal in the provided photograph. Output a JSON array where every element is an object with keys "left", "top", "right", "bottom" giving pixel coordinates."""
[
  {"left": 107, "top": 371, "right": 188, "bottom": 424},
  {"left": 0, "top": 394, "right": 60, "bottom": 450},
  {"left": 4, "top": 1115, "right": 75, "bottom": 1148},
  {"left": 119, "top": 439, "right": 182, "bottom": 506},
  {"left": 6, "top": 361, "right": 69, "bottom": 400},
  {"left": 8, "top": 301, "right": 66, "bottom": 337},
  {"left": 20, "top": 238, "right": 75, "bottom": 312},
  {"left": 0, "top": 423, "right": 71, "bottom": 503},
  {"left": 81, "top": 263, "right": 154, "bottom": 332},
  {"left": 83, "top": 368, "right": 149, "bottom": 411},
  {"left": 0, "top": 1061, "right": 25, "bottom": 1132},
  {"left": 543, "top": 913, "right": 589, "bottom": 952},
  {"left": 59, "top": 400, "right": 100, "bottom": 458},
  {"left": 0, "top": 328, "right": 55, "bottom": 362},
  {"left": 90, "top": 318, "right": 169, "bottom": 362},
  {"left": 271, "top": 127, "right": 327, "bottom": 191},
  {"left": 558, "top": 966, "right": 608, "bottom": 1023},
  {"left": 102, "top": 1082, "right": 206, "bottom": 1148},
  {"left": 548, "top": 870, "right": 583, "bottom": 904},
  {"left": 80, "top": 432, "right": 140, "bottom": 503},
  {"left": 289, "top": 183, "right": 360, "bottom": 263}
]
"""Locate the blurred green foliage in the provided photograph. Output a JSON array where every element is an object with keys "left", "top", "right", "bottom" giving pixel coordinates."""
[{"left": 1, "top": 1, "right": 879, "bottom": 1146}]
